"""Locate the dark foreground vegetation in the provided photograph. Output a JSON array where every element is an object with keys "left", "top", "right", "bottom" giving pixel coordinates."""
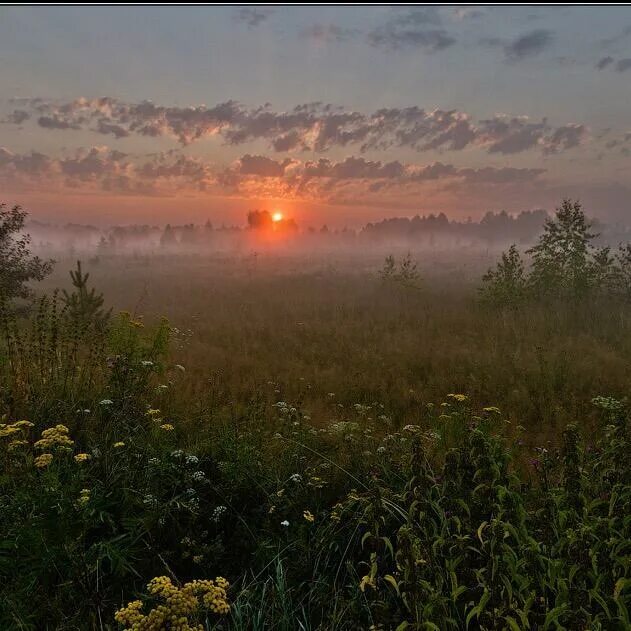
[{"left": 0, "top": 201, "right": 630, "bottom": 630}]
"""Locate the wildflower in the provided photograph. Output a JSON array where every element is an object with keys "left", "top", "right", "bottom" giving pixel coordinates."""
[
  {"left": 175, "top": 364, "right": 185, "bottom": 372},
  {"left": 99, "top": 399, "right": 113, "bottom": 406},
  {"left": 7, "top": 439, "right": 28, "bottom": 451},
  {"left": 143, "top": 494, "right": 157, "bottom": 507},
  {"left": 160, "top": 423, "right": 175, "bottom": 431},
  {"left": 185, "top": 454, "right": 199, "bottom": 465},
  {"left": 148, "top": 457, "right": 160, "bottom": 466},
  {"left": 146, "top": 408, "right": 161, "bottom": 417},
  {"left": 192, "top": 470, "right": 206, "bottom": 482},
  {"left": 34, "top": 424, "right": 74, "bottom": 451},
  {"left": 289, "top": 473, "right": 302, "bottom": 483},
  {"left": 113, "top": 441, "right": 125, "bottom": 449},
  {"left": 171, "top": 449, "right": 184, "bottom": 458},
  {"left": 141, "top": 360, "right": 154, "bottom": 367},
  {"left": 13, "top": 420, "right": 34, "bottom": 429},
  {"left": 303, "top": 510, "right": 315, "bottom": 523},
  {"left": 280, "top": 520, "right": 289, "bottom": 527},
  {"left": 34, "top": 453, "right": 53, "bottom": 468},
  {"left": 212, "top": 505, "right": 227, "bottom": 522},
  {"left": 447, "top": 393, "right": 467, "bottom": 402},
  {"left": 74, "top": 453, "right": 91, "bottom": 463},
  {"left": 77, "top": 488, "right": 91, "bottom": 507},
  {"left": 482, "top": 406, "right": 501, "bottom": 414},
  {"left": 402, "top": 424, "right": 421, "bottom": 434}
]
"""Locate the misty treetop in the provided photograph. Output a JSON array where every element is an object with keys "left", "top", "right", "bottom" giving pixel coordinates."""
[{"left": 481, "top": 199, "right": 631, "bottom": 304}]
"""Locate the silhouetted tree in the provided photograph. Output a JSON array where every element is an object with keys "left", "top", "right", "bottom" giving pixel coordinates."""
[{"left": 0, "top": 203, "right": 53, "bottom": 302}]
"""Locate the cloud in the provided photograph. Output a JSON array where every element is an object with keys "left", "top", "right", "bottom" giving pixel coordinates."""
[
  {"left": 596, "top": 56, "right": 614, "bottom": 70},
  {"left": 233, "top": 7, "right": 274, "bottom": 28},
  {"left": 37, "top": 115, "right": 82, "bottom": 130},
  {"left": 237, "top": 154, "right": 296, "bottom": 177},
  {"left": 9, "top": 97, "right": 590, "bottom": 157},
  {"left": 3, "top": 110, "right": 30, "bottom": 124},
  {"left": 485, "top": 29, "right": 554, "bottom": 62},
  {"left": 596, "top": 56, "right": 631, "bottom": 73},
  {"left": 302, "top": 24, "right": 359, "bottom": 44},
  {"left": 367, "top": 8, "right": 455, "bottom": 52}
]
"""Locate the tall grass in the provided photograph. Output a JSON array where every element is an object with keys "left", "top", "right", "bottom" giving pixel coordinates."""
[{"left": 0, "top": 255, "right": 629, "bottom": 629}]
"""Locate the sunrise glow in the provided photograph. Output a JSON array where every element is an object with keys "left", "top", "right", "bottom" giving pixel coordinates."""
[{"left": 272, "top": 211, "right": 283, "bottom": 222}]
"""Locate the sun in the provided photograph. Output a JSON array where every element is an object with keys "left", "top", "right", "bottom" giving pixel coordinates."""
[{"left": 272, "top": 211, "right": 283, "bottom": 222}]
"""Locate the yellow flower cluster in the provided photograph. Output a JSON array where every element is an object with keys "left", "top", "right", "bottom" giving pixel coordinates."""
[
  {"left": 74, "top": 452, "right": 91, "bottom": 463},
  {"left": 114, "top": 441, "right": 126, "bottom": 449},
  {"left": 447, "top": 393, "right": 468, "bottom": 403},
  {"left": 303, "top": 510, "right": 315, "bottom": 523},
  {"left": 160, "top": 424, "right": 175, "bottom": 432},
  {"left": 34, "top": 424, "right": 74, "bottom": 451},
  {"left": 0, "top": 420, "right": 34, "bottom": 440},
  {"left": 114, "top": 575, "right": 230, "bottom": 630},
  {"left": 77, "top": 488, "right": 91, "bottom": 507},
  {"left": 34, "top": 453, "right": 53, "bottom": 468}
]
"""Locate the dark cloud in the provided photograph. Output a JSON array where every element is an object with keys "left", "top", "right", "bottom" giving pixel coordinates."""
[
  {"left": 238, "top": 154, "right": 295, "bottom": 177},
  {"left": 616, "top": 58, "right": 631, "bottom": 72},
  {"left": 38, "top": 115, "right": 82, "bottom": 130},
  {"left": 3, "top": 110, "right": 30, "bottom": 124},
  {"left": 596, "top": 56, "right": 614, "bottom": 70},
  {"left": 233, "top": 8, "right": 274, "bottom": 28},
  {"left": 368, "top": 8, "right": 455, "bottom": 52},
  {"left": 485, "top": 29, "right": 554, "bottom": 62}
]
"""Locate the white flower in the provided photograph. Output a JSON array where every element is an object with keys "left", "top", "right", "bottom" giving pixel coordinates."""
[
  {"left": 148, "top": 457, "right": 160, "bottom": 466},
  {"left": 212, "top": 505, "right": 227, "bottom": 522},
  {"left": 99, "top": 399, "right": 113, "bottom": 406},
  {"left": 171, "top": 449, "right": 184, "bottom": 458},
  {"left": 289, "top": 473, "right": 302, "bottom": 483},
  {"left": 280, "top": 520, "right": 289, "bottom": 527},
  {"left": 141, "top": 360, "right": 154, "bottom": 367},
  {"left": 185, "top": 455, "right": 199, "bottom": 465},
  {"left": 175, "top": 364, "right": 185, "bottom": 372},
  {"left": 192, "top": 470, "right": 206, "bottom": 482}
]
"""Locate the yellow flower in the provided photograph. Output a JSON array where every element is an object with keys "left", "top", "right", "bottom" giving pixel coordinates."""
[
  {"left": 160, "top": 423, "right": 175, "bottom": 431},
  {"left": 482, "top": 406, "right": 501, "bottom": 415},
  {"left": 77, "top": 488, "right": 91, "bottom": 507},
  {"left": 115, "top": 575, "right": 230, "bottom": 627},
  {"left": 34, "top": 424, "right": 74, "bottom": 450},
  {"left": 113, "top": 441, "right": 125, "bottom": 448},
  {"left": 447, "top": 394, "right": 467, "bottom": 402},
  {"left": 303, "top": 510, "right": 315, "bottom": 523},
  {"left": 34, "top": 453, "right": 53, "bottom": 468},
  {"left": 74, "top": 453, "right": 91, "bottom": 463},
  {"left": 7, "top": 439, "right": 28, "bottom": 451}
]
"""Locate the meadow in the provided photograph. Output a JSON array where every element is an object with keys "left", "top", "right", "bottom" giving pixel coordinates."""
[{"left": 1, "top": 202, "right": 630, "bottom": 629}]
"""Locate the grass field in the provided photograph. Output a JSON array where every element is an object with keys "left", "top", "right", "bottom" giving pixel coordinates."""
[{"left": 1, "top": 247, "right": 630, "bottom": 629}]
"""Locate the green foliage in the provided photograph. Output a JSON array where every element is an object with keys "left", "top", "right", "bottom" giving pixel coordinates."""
[
  {"left": 479, "top": 244, "right": 526, "bottom": 307},
  {"left": 379, "top": 253, "right": 422, "bottom": 290},
  {"left": 482, "top": 198, "right": 631, "bottom": 305},
  {"left": 62, "top": 260, "right": 111, "bottom": 329},
  {"left": 527, "top": 198, "right": 598, "bottom": 299},
  {"left": 0, "top": 203, "right": 53, "bottom": 302}
]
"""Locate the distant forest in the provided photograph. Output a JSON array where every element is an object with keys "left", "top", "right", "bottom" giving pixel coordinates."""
[{"left": 25, "top": 208, "right": 631, "bottom": 255}]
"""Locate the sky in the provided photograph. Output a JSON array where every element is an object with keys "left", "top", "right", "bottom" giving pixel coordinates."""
[{"left": 1, "top": 5, "right": 631, "bottom": 227}]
